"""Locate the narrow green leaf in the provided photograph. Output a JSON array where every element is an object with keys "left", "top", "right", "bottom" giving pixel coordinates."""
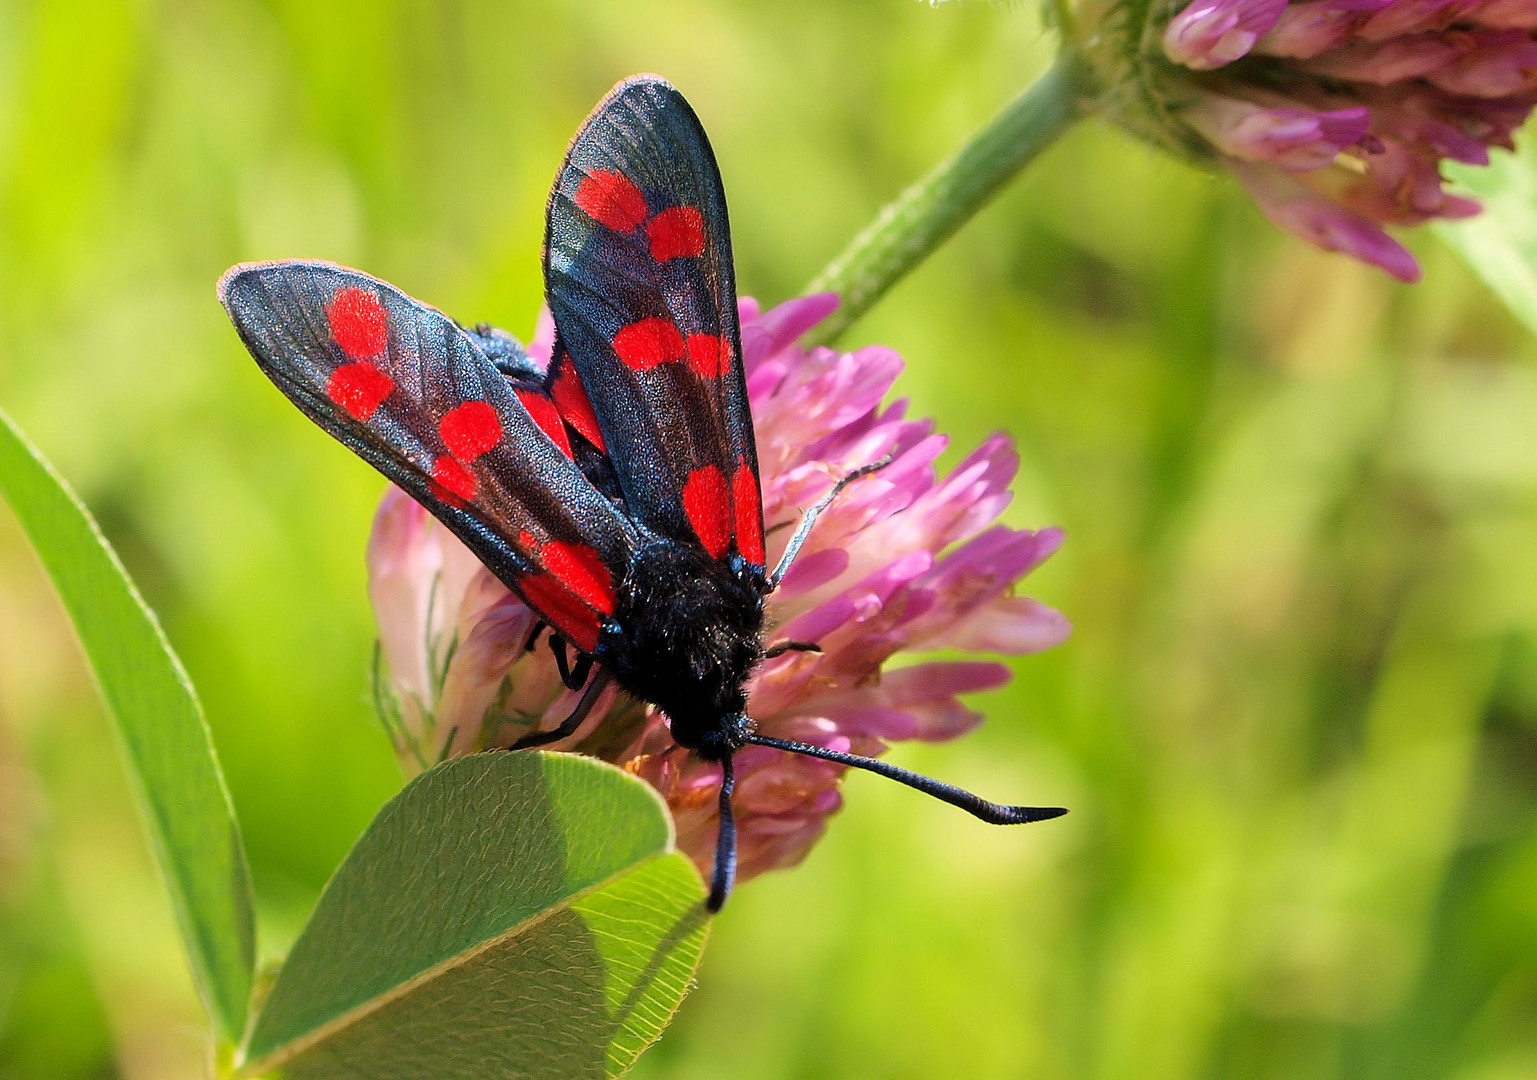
[
  {"left": 1437, "top": 136, "right": 1537, "bottom": 338},
  {"left": 0, "top": 407, "right": 255, "bottom": 1042},
  {"left": 242, "top": 752, "right": 709, "bottom": 1080}
]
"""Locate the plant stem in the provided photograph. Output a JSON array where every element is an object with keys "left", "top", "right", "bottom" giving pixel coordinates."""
[{"left": 803, "top": 53, "right": 1093, "bottom": 344}]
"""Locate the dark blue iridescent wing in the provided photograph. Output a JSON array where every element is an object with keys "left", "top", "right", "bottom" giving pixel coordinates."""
[
  {"left": 219, "top": 259, "right": 635, "bottom": 652},
  {"left": 542, "top": 75, "right": 766, "bottom": 572}
]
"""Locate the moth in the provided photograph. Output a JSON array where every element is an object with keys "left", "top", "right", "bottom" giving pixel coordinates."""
[{"left": 220, "top": 75, "right": 1064, "bottom": 911}]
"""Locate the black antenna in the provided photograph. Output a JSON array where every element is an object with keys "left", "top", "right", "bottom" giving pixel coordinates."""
[
  {"left": 769, "top": 457, "right": 892, "bottom": 588},
  {"left": 744, "top": 734, "right": 1067, "bottom": 825},
  {"left": 708, "top": 754, "right": 737, "bottom": 913}
]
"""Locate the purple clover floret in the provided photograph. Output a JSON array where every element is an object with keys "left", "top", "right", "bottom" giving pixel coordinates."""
[
  {"left": 1163, "top": 0, "right": 1290, "bottom": 68},
  {"left": 367, "top": 295, "right": 1068, "bottom": 887},
  {"left": 1141, "top": 0, "right": 1537, "bottom": 280}
]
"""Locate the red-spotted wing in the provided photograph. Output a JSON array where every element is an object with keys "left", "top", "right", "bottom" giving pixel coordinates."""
[
  {"left": 219, "top": 260, "right": 636, "bottom": 652},
  {"left": 543, "top": 75, "right": 766, "bottom": 573}
]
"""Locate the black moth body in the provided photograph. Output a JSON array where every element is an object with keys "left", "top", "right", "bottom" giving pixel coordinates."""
[
  {"left": 604, "top": 539, "right": 764, "bottom": 761},
  {"left": 220, "top": 74, "right": 1065, "bottom": 912}
]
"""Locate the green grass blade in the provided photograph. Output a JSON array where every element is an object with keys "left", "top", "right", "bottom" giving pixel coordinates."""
[
  {"left": 0, "top": 407, "right": 255, "bottom": 1043},
  {"left": 1437, "top": 136, "right": 1537, "bottom": 338},
  {"left": 241, "top": 752, "right": 709, "bottom": 1079}
]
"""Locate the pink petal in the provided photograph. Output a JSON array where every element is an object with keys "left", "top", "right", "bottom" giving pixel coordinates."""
[
  {"left": 366, "top": 487, "right": 439, "bottom": 706},
  {"left": 863, "top": 434, "right": 1018, "bottom": 560},
  {"left": 745, "top": 355, "right": 790, "bottom": 402},
  {"left": 1299, "top": 33, "right": 1464, "bottom": 83},
  {"left": 1310, "top": 139, "right": 1482, "bottom": 224},
  {"left": 1187, "top": 97, "right": 1371, "bottom": 170},
  {"left": 776, "top": 546, "right": 850, "bottom": 597},
  {"left": 1356, "top": 86, "right": 1495, "bottom": 163},
  {"left": 846, "top": 551, "right": 935, "bottom": 615},
  {"left": 1468, "top": 0, "right": 1537, "bottom": 27},
  {"left": 736, "top": 756, "right": 840, "bottom": 815},
  {"left": 900, "top": 698, "right": 988, "bottom": 741},
  {"left": 527, "top": 305, "right": 556, "bottom": 366},
  {"left": 1227, "top": 158, "right": 1422, "bottom": 281},
  {"left": 779, "top": 595, "right": 859, "bottom": 652},
  {"left": 1428, "top": 32, "right": 1537, "bottom": 96},
  {"left": 1164, "top": 0, "right": 1289, "bottom": 68},
  {"left": 947, "top": 596, "right": 1074, "bottom": 655},
  {"left": 1358, "top": 0, "right": 1478, "bottom": 39},
  {"left": 915, "top": 527, "right": 1062, "bottom": 615},
  {"left": 1439, "top": 91, "right": 1535, "bottom": 150},
  {"left": 366, "top": 487, "right": 491, "bottom": 724},
  {"left": 740, "top": 293, "right": 839, "bottom": 368},
  {"left": 751, "top": 345, "right": 906, "bottom": 471},
  {"left": 867, "top": 660, "right": 1013, "bottom": 700},
  {"left": 1256, "top": 0, "right": 1395, "bottom": 58},
  {"left": 810, "top": 705, "right": 924, "bottom": 740}
]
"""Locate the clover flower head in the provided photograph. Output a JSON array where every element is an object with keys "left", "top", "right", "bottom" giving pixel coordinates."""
[
  {"left": 1085, "top": 0, "right": 1536, "bottom": 280},
  {"left": 368, "top": 295, "right": 1069, "bottom": 887}
]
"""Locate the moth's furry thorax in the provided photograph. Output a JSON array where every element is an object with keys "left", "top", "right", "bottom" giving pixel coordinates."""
[{"left": 600, "top": 537, "right": 765, "bottom": 759}]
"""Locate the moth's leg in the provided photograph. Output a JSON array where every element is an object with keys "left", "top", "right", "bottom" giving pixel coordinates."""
[
  {"left": 549, "top": 634, "right": 570, "bottom": 686},
  {"left": 706, "top": 753, "right": 737, "bottom": 912},
  {"left": 566, "top": 652, "right": 593, "bottom": 691},
  {"left": 763, "top": 639, "right": 822, "bottom": 659},
  {"left": 548, "top": 635, "right": 593, "bottom": 692},
  {"left": 509, "top": 669, "right": 612, "bottom": 750},
  {"left": 524, "top": 619, "right": 547, "bottom": 654}
]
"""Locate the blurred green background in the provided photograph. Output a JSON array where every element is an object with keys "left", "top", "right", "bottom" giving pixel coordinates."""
[{"left": 1, "top": 0, "right": 1535, "bottom": 1077}]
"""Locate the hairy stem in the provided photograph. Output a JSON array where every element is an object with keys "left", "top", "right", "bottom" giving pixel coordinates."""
[{"left": 804, "top": 53, "right": 1094, "bottom": 344}]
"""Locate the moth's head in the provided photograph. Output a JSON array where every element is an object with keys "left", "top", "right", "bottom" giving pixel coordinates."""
[{"left": 683, "top": 712, "right": 754, "bottom": 762}]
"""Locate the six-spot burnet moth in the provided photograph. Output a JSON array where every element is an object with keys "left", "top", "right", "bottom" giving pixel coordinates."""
[{"left": 219, "top": 74, "right": 1066, "bottom": 912}]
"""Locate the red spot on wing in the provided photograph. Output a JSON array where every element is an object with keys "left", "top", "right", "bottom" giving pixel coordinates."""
[
  {"left": 514, "top": 389, "right": 574, "bottom": 460},
  {"left": 683, "top": 465, "right": 731, "bottom": 559},
  {"left": 439, "top": 401, "right": 502, "bottom": 462},
  {"left": 550, "top": 360, "right": 607, "bottom": 452},
  {"left": 613, "top": 318, "right": 685, "bottom": 371},
  {"left": 733, "top": 462, "right": 765, "bottom": 565},
  {"left": 517, "top": 575, "right": 601, "bottom": 653},
  {"left": 326, "top": 287, "right": 389, "bottom": 359},
  {"left": 574, "top": 171, "right": 648, "bottom": 233},
  {"left": 540, "top": 541, "right": 617, "bottom": 614},
  {"left": 431, "top": 456, "right": 477, "bottom": 502},
  {"left": 518, "top": 530, "right": 536, "bottom": 550},
  {"left": 647, "top": 205, "right": 705, "bottom": 261},
  {"left": 326, "top": 361, "right": 394, "bottom": 421},
  {"left": 685, "top": 334, "right": 725, "bottom": 379}
]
